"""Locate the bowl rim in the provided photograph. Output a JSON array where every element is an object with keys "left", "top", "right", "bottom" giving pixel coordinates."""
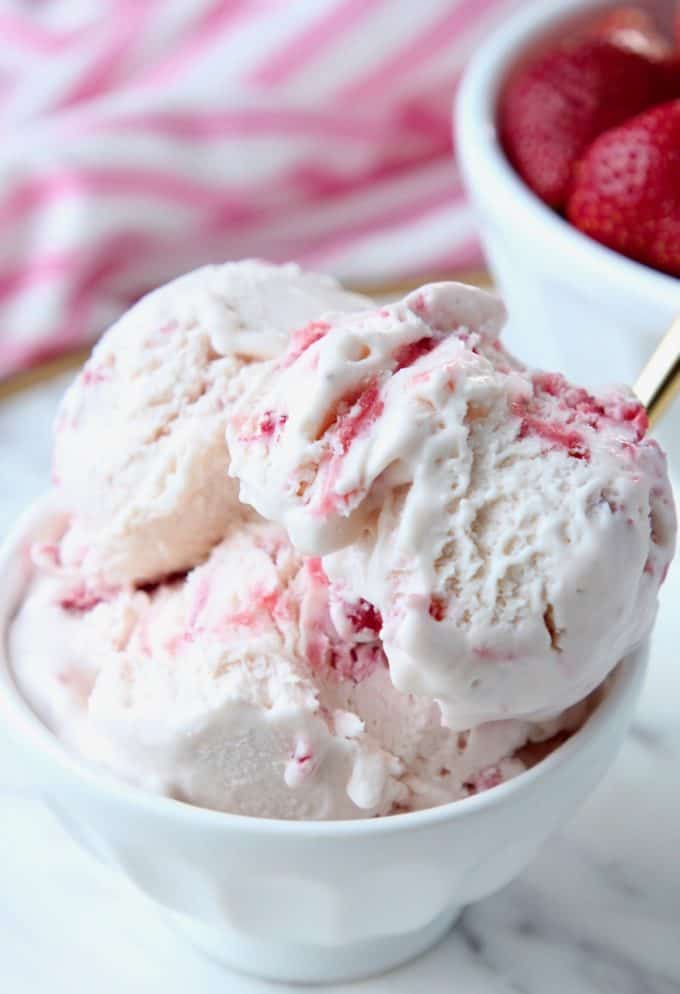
[
  {"left": 454, "top": 0, "right": 680, "bottom": 308},
  {"left": 0, "top": 496, "right": 646, "bottom": 838}
]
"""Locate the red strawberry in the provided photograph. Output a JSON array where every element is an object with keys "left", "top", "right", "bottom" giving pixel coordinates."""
[
  {"left": 586, "top": 5, "right": 671, "bottom": 60},
  {"left": 586, "top": 6, "right": 680, "bottom": 100},
  {"left": 500, "top": 40, "right": 676, "bottom": 208},
  {"left": 567, "top": 101, "right": 680, "bottom": 277}
]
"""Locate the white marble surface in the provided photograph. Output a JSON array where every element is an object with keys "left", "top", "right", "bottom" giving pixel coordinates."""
[{"left": 1, "top": 372, "right": 679, "bottom": 994}]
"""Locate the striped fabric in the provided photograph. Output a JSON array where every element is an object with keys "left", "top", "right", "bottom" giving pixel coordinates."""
[{"left": 0, "top": 0, "right": 520, "bottom": 377}]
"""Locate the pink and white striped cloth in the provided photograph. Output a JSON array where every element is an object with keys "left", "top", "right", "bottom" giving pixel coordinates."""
[{"left": 0, "top": 0, "right": 520, "bottom": 377}]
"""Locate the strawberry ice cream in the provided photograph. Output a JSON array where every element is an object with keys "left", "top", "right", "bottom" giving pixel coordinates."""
[
  {"left": 227, "top": 281, "right": 676, "bottom": 729},
  {"left": 11, "top": 508, "right": 588, "bottom": 819},
  {"left": 8, "top": 265, "right": 674, "bottom": 819},
  {"left": 226, "top": 282, "right": 506, "bottom": 553},
  {"left": 54, "top": 261, "right": 369, "bottom": 586}
]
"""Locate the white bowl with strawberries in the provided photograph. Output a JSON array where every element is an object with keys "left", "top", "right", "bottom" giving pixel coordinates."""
[{"left": 455, "top": 0, "right": 680, "bottom": 393}]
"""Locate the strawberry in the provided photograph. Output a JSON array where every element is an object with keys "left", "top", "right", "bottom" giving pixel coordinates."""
[
  {"left": 500, "top": 40, "right": 676, "bottom": 208},
  {"left": 567, "top": 101, "right": 680, "bottom": 277},
  {"left": 586, "top": 5, "right": 671, "bottom": 60}
]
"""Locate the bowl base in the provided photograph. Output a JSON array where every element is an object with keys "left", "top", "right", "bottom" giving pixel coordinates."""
[{"left": 163, "top": 904, "right": 462, "bottom": 984}]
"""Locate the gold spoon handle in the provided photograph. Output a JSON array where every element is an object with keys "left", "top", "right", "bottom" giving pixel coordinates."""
[{"left": 634, "top": 317, "right": 680, "bottom": 430}]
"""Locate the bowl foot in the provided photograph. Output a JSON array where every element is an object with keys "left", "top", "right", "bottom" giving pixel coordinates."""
[{"left": 163, "top": 904, "right": 462, "bottom": 984}]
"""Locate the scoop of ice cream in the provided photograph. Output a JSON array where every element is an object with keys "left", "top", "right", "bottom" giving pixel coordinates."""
[
  {"left": 227, "top": 281, "right": 676, "bottom": 729},
  {"left": 10, "top": 508, "right": 587, "bottom": 819},
  {"left": 54, "top": 261, "right": 369, "bottom": 586}
]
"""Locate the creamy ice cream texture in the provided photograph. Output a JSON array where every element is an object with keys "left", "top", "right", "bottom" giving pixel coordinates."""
[
  {"left": 9, "top": 263, "right": 676, "bottom": 819},
  {"left": 12, "top": 510, "right": 588, "bottom": 819},
  {"left": 227, "top": 281, "right": 676, "bottom": 729},
  {"left": 53, "top": 261, "right": 369, "bottom": 586}
]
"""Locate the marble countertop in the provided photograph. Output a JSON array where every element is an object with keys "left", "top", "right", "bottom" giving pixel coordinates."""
[{"left": 1, "top": 372, "right": 679, "bottom": 994}]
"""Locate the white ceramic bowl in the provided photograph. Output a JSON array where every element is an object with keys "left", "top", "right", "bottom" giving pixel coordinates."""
[
  {"left": 455, "top": 0, "right": 680, "bottom": 390},
  {"left": 0, "top": 501, "right": 649, "bottom": 984}
]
